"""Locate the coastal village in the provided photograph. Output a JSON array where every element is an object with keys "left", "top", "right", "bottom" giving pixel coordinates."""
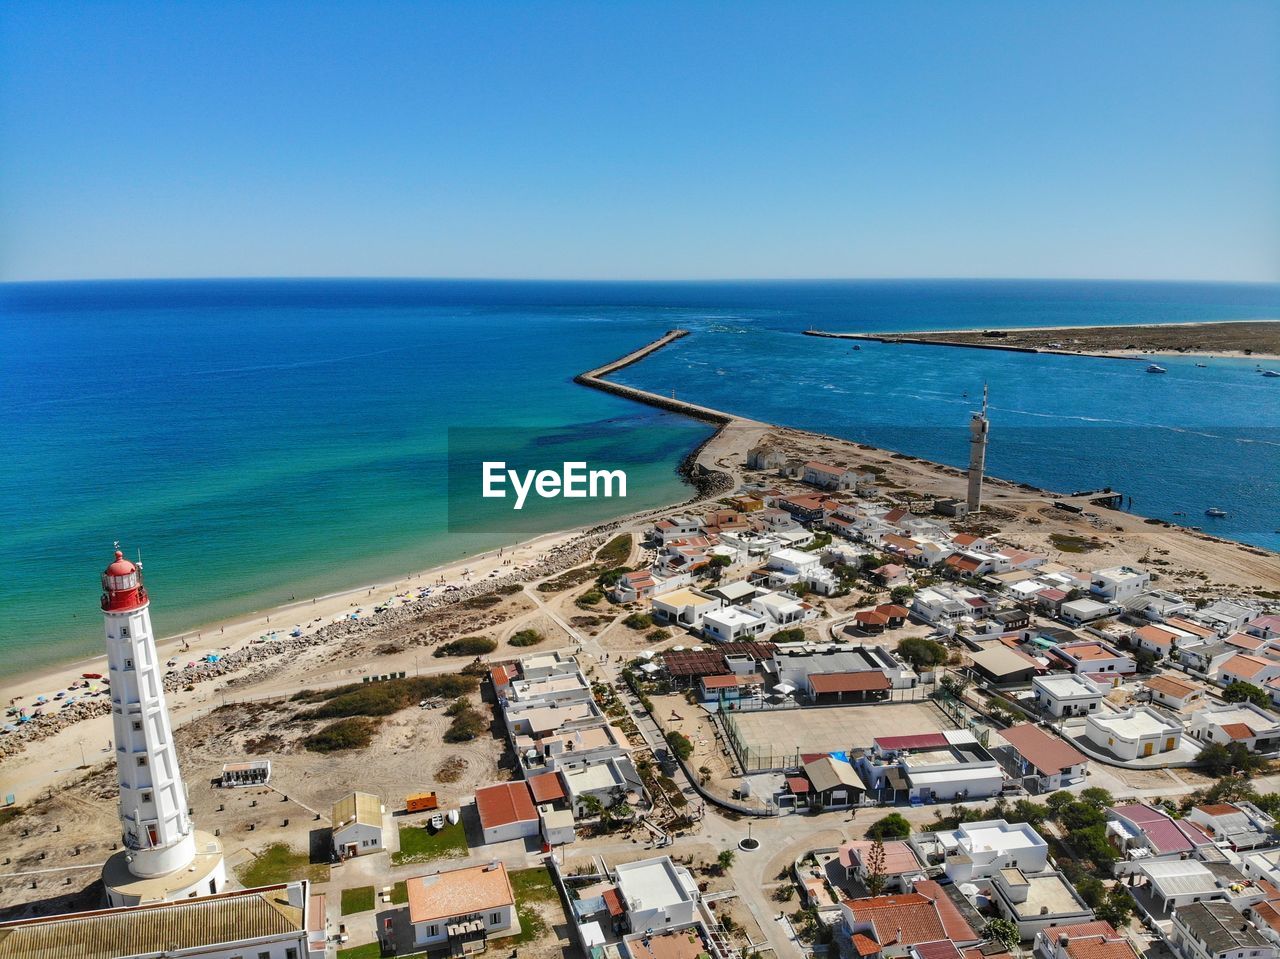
[{"left": 4, "top": 337, "right": 1280, "bottom": 959}]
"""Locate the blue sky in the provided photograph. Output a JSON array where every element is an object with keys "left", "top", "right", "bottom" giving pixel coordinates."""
[{"left": 1, "top": 1, "right": 1278, "bottom": 282}]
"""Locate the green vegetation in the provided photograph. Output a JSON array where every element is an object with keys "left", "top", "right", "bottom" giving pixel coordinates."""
[
  {"left": 772, "top": 627, "right": 806, "bottom": 643},
  {"left": 889, "top": 585, "right": 915, "bottom": 603},
  {"left": 596, "top": 533, "right": 633, "bottom": 567},
  {"left": 576, "top": 587, "right": 605, "bottom": 608},
  {"left": 391, "top": 880, "right": 409, "bottom": 904},
  {"left": 622, "top": 612, "right": 653, "bottom": 630},
  {"left": 434, "top": 636, "right": 498, "bottom": 658},
  {"left": 895, "top": 637, "right": 948, "bottom": 671},
  {"left": 392, "top": 821, "right": 469, "bottom": 865},
  {"left": 292, "top": 673, "right": 478, "bottom": 718},
  {"left": 666, "top": 730, "right": 694, "bottom": 761},
  {"left": 341, "top": 885, "right": 376, "bottom": 915},
  {"left": 235, "top": 842, "right": 330, "bottom": 886},
  {"left": 336, "top": 943, "right": 383, "bottom": 959},
  {"left": 1045, "top": 789, "right": 1116, "bottom": 871},
  {"left": 646, "top": 628, "right": 672, "bottom": 642},
  {"left": 301, "top": 717, "right": 379, "bottom": 752},
  {"left": 865, "top": 813, "right": 911, "bottom": 840},
  {"left": 717, "top": 849, "right": 736, "bottom": 872},
  {"left": 1049, "top": 533, "right": 1097, "bottom": 553},
  {"left": 1224, "top": 681, "right": 1272, "bottom": 708},
  {"left": 507, "top": 866, "right": 559, "bottom": 944},
  {"left": 443, "top": 699, "right": 487, "bottom": 742},
  {"left": 1075, "top": 876, "right": 1135, "bottom": 927},
  {"left": 984, "top": 918, "right": 1020, "bottom": 950},
  {"left": 508, "top": 628, "right": 544, "bottom": 648},
  {"left": 1198, "top": 741, "right": 1269, "bottom": 776}
]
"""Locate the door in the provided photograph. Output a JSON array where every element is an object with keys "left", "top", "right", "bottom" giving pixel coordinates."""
[
  {"left": 346, "top": 843, "right": 358, "bottom": 858},
  {"left": 1165, "top": 737, "right": 1176, "bottom": 751},
  {"left": 1142, "top": 743, "right": 1153, "bottom": 757}
]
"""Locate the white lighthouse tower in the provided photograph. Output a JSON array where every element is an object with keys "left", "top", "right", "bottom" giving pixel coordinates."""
[
  {"left": 99, "top": 548, "right": 226, "bottom": 907},
  {"left": 966, "top": 385, "right": 990, "bottom": 513}
]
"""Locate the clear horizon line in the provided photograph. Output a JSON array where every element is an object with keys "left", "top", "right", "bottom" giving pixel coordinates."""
[{"left": 4, "top": 273, "right": 1279, "bottom": 287}]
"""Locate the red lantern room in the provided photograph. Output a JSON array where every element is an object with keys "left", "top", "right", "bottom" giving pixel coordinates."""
[{"left": 101, "top": 549, "right": 148, "bottom": 612}]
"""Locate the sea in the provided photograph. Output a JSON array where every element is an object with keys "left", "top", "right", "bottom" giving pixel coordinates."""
[{"left": 2, "top": 278, "right": 1278, "bottom": 673}]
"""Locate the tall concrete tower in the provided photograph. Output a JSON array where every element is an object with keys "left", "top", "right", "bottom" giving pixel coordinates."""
[
  {"left": 966, "top": 385, "right": 990, "bottom": 513},
  {"left": 99, "top": 548, "right": 226, "bottom": 907}
]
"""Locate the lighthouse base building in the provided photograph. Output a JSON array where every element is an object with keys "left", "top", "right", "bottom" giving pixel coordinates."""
[{"left": 103, "top": 830, "right": 228, "bottom": 907}]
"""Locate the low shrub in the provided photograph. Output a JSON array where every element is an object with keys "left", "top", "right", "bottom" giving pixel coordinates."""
[
  {"left": 509, "top": 629, "right": 544, "bottom": 648},
  {"left": 434, "top": 636, "right": 498, "bottom": 658},
  {"left": 302, "top": 717, "right": 379, "bottom": 752}
]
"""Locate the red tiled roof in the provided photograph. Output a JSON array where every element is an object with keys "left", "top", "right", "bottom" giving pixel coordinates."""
[
  {"left": 914, "top": 941, "right": 962, "bottom": 959},
  {"left": 1066, "top": 939, "right": 1137, "bottom": 959},
  {"left": 527, "top": 771, "right": 566, "bottom": 805},
  {"left": 1223, "top": 654, "right": 1276, "bottom": 679},
  {"left": 810, "top": 671, "right": 891, "bottom": 694},
  {"left": 1133, "top": 625, "right": 1176, "bottom": 647},
  {"left": 787, "top": 776, "right": 811, "bottom": 795},
  {"left": 1000, "top": 724, "right": 1087, "bottom": 775},
  {"left": 844, "top": 893, "right": 945, "bottom": 947},
  {"left": 603, "top": 887, "right": 625, "bottom": 917},
  {"left": 877, "top": 604, "right": 910, "bottom": 617},
  {"left": 852, "top": 934, "right": 881, "bottom": 957},
  {"left": 915, "top": 879, "right": 976, "bottom": 942},
  {"left": 1197, "top": 803, "right": 1240, "bottom": 816},
  {"left": 701, "top": 674, "right": 740, "bottom": 690},
  {"left": 855, "top": 610, "right": 891, "bottom": 626},
  {"left": 1222, "top": 722, "right": 1256, "bottom": 740},
  {"left": 475, "top": 781, "right": 536, "bottom": 829},
  {"left": 1041, "top": 921, "right": 1120, "bottom": 942}
]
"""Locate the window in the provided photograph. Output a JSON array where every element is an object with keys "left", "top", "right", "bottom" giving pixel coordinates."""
[
  {"left": 259, "top": 952, "right": 271, "bottom": 959},
  {"left": 491, "top": 912, "right": 502, "bottom": 925},
  {"left": 141, "top": 791, "right": 152, "bottom": 803},
  {"left": 429, "top": 925, "right": 439, "bottom": 937},
  {"left": 121, "top": 626, "right": 129, "bottom": 637},
  {"left": 124, "top": 658, "right": 134, "bottom": 670},
  {"left": 286, "top": 951, "right": 298, "bottom": 959},
  {"left": 132, "top": 720, "right": 143, "bottom": 731},
  {"left": 136, "top": 755, "right": 148, "bottom": 766}
]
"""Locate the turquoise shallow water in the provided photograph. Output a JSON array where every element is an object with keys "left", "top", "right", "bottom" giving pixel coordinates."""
[{"left": 2, "top": 278, "right": 1278, "bottom": 672}]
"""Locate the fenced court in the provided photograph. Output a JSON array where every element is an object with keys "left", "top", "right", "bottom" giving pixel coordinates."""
[{"left": 723, "top": 700, "right": 956, "bottom": 772}]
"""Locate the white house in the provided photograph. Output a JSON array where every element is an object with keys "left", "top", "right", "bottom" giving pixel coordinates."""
[
  {"left": 701, "top": 604, "right": 769, "bottom": 643},
  {"left": 802, "top": 461, "right": 866, "bottom": 490},
  {"left": 1059, "top": 597, "right": 1114, "bottom": 625},
  {"left": 928, "top": 819, "right": 1051, "bottom": 883},
  {"left": 408, "top": 862, "right": 518, "bottom": 951},
  {"left": 1187, "top": 802, "right": 1277, "bottom": 851},
  {"left": 1090, "top": 566, "right": 1151, "bottom": 602},
  {"left": 614, "top": 856, "right": 699, "bottom": 931},
  {"left": 749, "top": 590, "right": 812, "bottom": 629},
  {"left": 474, "top": 782, "right": 539, "bottom": 845},
  {"left": 1032, "top": 673, "right": 1104, "bottom": 718},
  {"left": 1049, "top": 640, "right": 1134, "bottom": 679},
  {"left": 1217, "top": 654, "right": 1280, "bottom": 689},
  {"left": 1190, "top": 703, "right": 1280, "bottom": 753},
  {"left": 1144, "top": 674, "right": 1207, "bottom": 711},
  {"left": 1085, "top": 706, "right": 1183, "bottom": 760},
  {"left": 331, "top": 791, "right": 385, "bottom": 859},
  {"left": 650, "top": 587, "right": 722, "bottom": 629}
]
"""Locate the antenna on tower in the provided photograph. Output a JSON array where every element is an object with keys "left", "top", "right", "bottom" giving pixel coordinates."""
[
  {"left": 113, "top": 540, "right": 120, "bottom": 551},
  {"left": 982, "top": 383, "right": 989, "bottom": 417}
]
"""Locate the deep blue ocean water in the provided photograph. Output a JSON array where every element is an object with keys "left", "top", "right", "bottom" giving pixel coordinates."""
[{"left": 2, "top": 278, "right": 1278, "bottom": 671}]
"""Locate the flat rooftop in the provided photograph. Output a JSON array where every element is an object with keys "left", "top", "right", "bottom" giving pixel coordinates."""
[
  {"left": 1089, "top": 708, "right": 1177, "bottom": 737},
  {"left": 1004, "top": 873, "right": 1084, "bottom": 919},
  {"left": 615, "top": 858, "right": 694, "bottom": 911}
]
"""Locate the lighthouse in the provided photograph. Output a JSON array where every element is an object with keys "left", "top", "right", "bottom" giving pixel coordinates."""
[
  {"left": 99, "top": 548, "right": 226, "bottom": 907},
  {"left": 966, "top": 385, "right": 990, "bottom": 513}
]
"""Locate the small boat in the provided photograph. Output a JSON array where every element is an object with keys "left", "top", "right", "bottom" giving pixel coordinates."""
[
  {"left": 1205, "top": 508, "right": 1228, "bottom": 518},
  {"left": 447, "top": 809, "right": 460, "bottom": 826},
  {"left": 1262, "top": 370, "right": 1280, "bottom": 378},
  {"left": 1146, "top": 364, "right": 1167, "bottom": 374},
  {"left": 1195, "top": 363, "right": 1207, "bottom": 368},
  {"left": 429, "top": 813, "right": 445, "bottom": 830},
  {"left": 850, "top": 344, "right": 861, "bottom": 351}
]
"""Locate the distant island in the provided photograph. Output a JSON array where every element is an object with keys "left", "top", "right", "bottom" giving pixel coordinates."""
[{"left": 806, "top": 319, "right": 1280, "bottom": 360}]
